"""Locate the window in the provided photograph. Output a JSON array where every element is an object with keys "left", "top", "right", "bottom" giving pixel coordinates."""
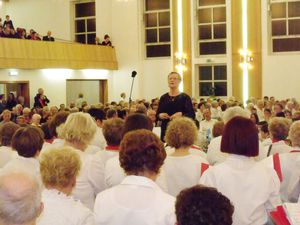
[
  {"left": 144, "top": 0, "right": 171, "bottom": 57},
  {"left": 197, "top": 0, "right": 226, "bottom": 55},
  {"left": 198, "top": 65, "right": 227, "bottom": 97},
  {"left": 74, "top": 1, "right": 96, "bottom": 44},
  {"left": 270, "top": 0, "right": 300, "bottom": 52}
]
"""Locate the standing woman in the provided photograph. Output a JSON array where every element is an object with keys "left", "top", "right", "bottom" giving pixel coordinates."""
[
  {"left": 157, "top": 72, "right": 195, "bottom": 141},
  {"left": 6, "top": 93, "right": 17, "bottom": 111}
]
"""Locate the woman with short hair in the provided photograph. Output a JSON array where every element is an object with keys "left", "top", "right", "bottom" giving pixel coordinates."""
[
  {"left": 164, "top": 117, "right": 208, "bottom": 196},
  {"left": 94, "top": 129, "right": 175, "bottom": 225},
  {"left": 200, "top": 117, "right": 281, "bottom": 225},
  {"left": 37, "top": 147, "right": 94, "bottom": 225}
]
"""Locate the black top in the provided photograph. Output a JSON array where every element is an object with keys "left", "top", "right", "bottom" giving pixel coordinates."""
[
  {"left": 3, "top": 20, "right": 14, "bottom": 30},
  {"left": 157, "top": 92, "right": 195, "bottom": 141},
  {"left": 34, "top": 94, "right": 50, "bottom": 108},
  {"left": 42, "top": 36, "right": 55, "bottom": 41}
]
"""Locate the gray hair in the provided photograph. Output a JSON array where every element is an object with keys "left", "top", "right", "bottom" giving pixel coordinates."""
[
  {"left": 0, "top": 171, "right": 42, "bottom": 225},
  {"left": 223, "top": 106, "right": 249, "bottom": 123},
  {"left": 289, "top": 121, "right": 300, "bottom": 147}
]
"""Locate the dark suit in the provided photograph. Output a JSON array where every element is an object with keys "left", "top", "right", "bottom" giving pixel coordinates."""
[{"left": 42, "top": 36, "right": 55, "bottom": 41}]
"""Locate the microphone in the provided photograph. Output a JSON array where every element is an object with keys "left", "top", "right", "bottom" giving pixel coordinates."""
[{"left": 131, "top": 71, "right": 137, "bottom": 78}]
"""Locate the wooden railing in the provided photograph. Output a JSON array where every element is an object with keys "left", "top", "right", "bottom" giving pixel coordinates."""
[{"left": 0, "top": 38, "right": 118, "bottom": 70}]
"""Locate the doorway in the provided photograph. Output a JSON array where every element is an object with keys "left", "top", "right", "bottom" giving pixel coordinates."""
[
  {"left": 66, "top": 79, "right": 108, "bottom": 106},
  {"left": 0, "top": 81, "right": 30, "bottom": 107}
]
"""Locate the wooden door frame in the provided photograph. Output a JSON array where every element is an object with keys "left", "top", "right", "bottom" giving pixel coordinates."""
[
  {"left": 66, "top": 79, "right": 108, "bottom": 104},
  {"left": 0, "top": 81, "right": 30, "bottom": 106}
]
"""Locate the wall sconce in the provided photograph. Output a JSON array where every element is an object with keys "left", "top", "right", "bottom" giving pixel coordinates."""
[
  {"left": 239, "top": 49, "right": 253, "bottom": 69},
  {"left": 175, "top": 52, "right": 187, "bottom": 71}
]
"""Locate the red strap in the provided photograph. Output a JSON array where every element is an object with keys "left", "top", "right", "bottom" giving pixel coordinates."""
[
  {"left": 191, "top": 145, "right": 202, "bottom": 150},
  {"left": 273, "top": 153, "right": 283, "bottom": 182},
  {"left": 290, "top": 150, "right": 300, "bottom": 153},
  {"left": 201, "top": 163, "right": 209, "bottom": 176}
]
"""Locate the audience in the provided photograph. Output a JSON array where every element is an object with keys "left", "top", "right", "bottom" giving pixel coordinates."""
[
  {"left": 37, "top": 147, "right": 94, "bottom": 225},
  {"left": 0, "top": 170, "right": 43, "bottom": 225},
  {"left": 94, "top": 129, "right": 175, "bottom": 225},
  {"left": 175, "top": 185, "right": 234, "bottom": 225}
]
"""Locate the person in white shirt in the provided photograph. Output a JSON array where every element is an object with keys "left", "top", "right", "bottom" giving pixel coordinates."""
[
  {"left": 37, "top": 147, "right": 94, "bottom": 225},
  {"left": 164, "top": 117, "right": 208, "bottom": 196},
  {"left": 175, "top": 185, "right": 234, "bottom": 225},
  {"left": 258, "top": 121, "right": 272, "bottom": 147},
  {"left": 94, "top": 129, "right": 176, "bottom": 225},
  {"left": 207, "top": 106, "right": 249, "bottom": 165},
  {"left": 75, "top": 93, "right": 86, "bottom": 109},
  {"left": 88, "top": 108, "right": 106, "bottom": 150},
  {"left": 4, "top": 126, "right": 44, "bottom": 178},
  {"left": 211, "top": 100, "right": 222, "bottom": 120},
  {"left": 256, "top": 99, "right": 265, "bottom": 122},
  {"left": 263, "top": 117, "right": 292, "bottom": 157},
  {"left": 0, "top": 122, "right": 19, "bottom": 168},
  {"left": 200, "top": 116, "right": 281, "bottom": 225},
  {"left": 261, "top": 120, "right": 300, "bottom": 202},
  {"left": 198, "top": 108, "right": 217, "bottom": 147},
  {"left": 60, "top": 112, "right": 105, "bottom": 210},
  {"left": 95, "top": 118, "right": 124, "bottom": 164},
  {"left": 0, "top": 170, "right": 43, "bottom": 225}
]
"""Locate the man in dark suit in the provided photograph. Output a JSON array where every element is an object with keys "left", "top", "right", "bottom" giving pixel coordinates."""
[{"left": 42, "top": 31, "right": 55, "bottom": 41}]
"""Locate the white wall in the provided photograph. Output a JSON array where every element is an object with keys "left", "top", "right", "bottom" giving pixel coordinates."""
[
  {"left": 261, "top": 1, "right": 300, "bottom": 100},
  {"left": 5, "top": 0, "right": 71, "bottom": 41},
  {"left": 0, "top": 69, "right": 112, "bottom": 107}
]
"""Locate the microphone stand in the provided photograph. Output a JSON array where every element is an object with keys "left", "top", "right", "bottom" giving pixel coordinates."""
[{"left": 129, "top": 72, "right": 137, "bottom": 112}]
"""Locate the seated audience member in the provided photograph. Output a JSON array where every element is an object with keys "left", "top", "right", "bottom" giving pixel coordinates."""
[
  {"left": 211, "top": 100, "right": 222, "bottom": 120},
  {"left": 274, "top": 103, "right": 285, "bottom": 117},
  {"left": 256, "top": 99, "right": 265, "bottom": 121},
  {"left": 0, "top": 171, "right": 43, "bottom": 225},
  {"left": 60, "top": 112, "right": 105, "bottom": 209},
  {"left": 199, "top": 108, "right": 217, "bottom": 144},
  {"left": 175, "top": 185, "right": 234, "bottom": 225},
  {"left": 88, "top": 108, "right": 106, "bottom": 149},
  {"left": 3, "top": 15, "right": 14, "bottom": 30},
  {"left": 37, "top": 147, "right": 94, "bottom": 225},
  {"left": 207, "top": 106, "right": 249, "bottom": 165},
  {"left": 0, "top": 122, "right": 19, "bottom": 168},
  {"left": 23, "top": 107, "right": 32, "bottom": 123},
  {"left": 16, "top": 115, "right": 26, "bottom": 125},
  {"left": 0, "top": 109, "right": 12, "bottom": 124},
  {"left": 106, "top": 108, "right": 117, "bottom": 119},
  {"left": 264, "top": 108, "right": 272, "bottom": 122},
  {"left": 284, "top": 109, "right": 293, "bottom": 120},
  {"left": 50, "top": 106, "right": 58, "bottom": 117},
  {"left": 59, "top": 103, "right": 66, "bottom": 111},
  {"left": 101, "top": 34, "right": 112, "bottom": 46},
  {"left": 261, "top": 121, "right": 300, "bottom": 202},
  {"left": 31, "top": 114, "right": 42, "bottom": 127},
  {"left": 212, "top": 121, "right": 224, "bottom": 139},
  {"left": 95, "top": 118, "right": 124, "bottom": 164},
  {"left": 4, "top": 126, "right": 44, "bottom": 177},
  {"left": 250, "top": 112, "right": 259, "bottom": 125},
  {"left": 264, "top": 117, "right": 292, "bottom": 157},
  {"left": 42, "top": 31, "right": 55, "bottom": 41},
  {"left": 31, "top": 31, "right": 41, "bottom": 40},
  {"left": 293, "top": 111, "right": 300, "bottom": 121},
  {"left": 200, "top": 117, "right": 281, "bottom": 225},
  {"left": 48, "top": 111, "right": 69, "bottom": 140},
  {"left": 164, "top": 117, "right": 208, "bottom": 196},
  {"left": 41, "top": 106, "right": 50, "bottom": 124},
  {"left": 95, "top": 37, "right": 101, "bottom": 45},
  {"left": 17, "top": 28, "right": 27, "bottom": 39},
  {"left": 27, "top": 29, "right": 34, "bottom": 39},
  {"left": 258, "top": 121, "right": 272, "bottom": 147},
  {"left": 94, "top": 129, "right": 175, "bottom": 225}
]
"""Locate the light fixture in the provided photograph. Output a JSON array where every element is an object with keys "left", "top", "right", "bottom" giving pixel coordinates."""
[
  {"left": 176, "top": 0, "right": 184, "bottom": 92},
  {"left": 9, "top": 71, "right": 19, "bottom": 76}
]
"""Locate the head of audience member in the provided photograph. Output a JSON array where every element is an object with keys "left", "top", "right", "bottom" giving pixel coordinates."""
[
  {"left": 46, "top": 31, "right": 51, "bottom": 37},
  {"left": 12, "top": 126, "right": 44, "bottom": 158},
  {"left": 48, "top": 111, "right": 70, "bottom": 138},
  {"left": 61, "top": 112, "right": 97, "bottom": 151},
  {"left": 175, "top": 185, "right": 234, "bottom": 225},
  {"left": 135, "top": 103, "right": 147, "bottom": 114},
  {"left": 5, "top": 15, "right": 10, "bottom": 22},
  {"left": 104, "top": 34, "right": 110, "bottom": 43},
  {"left": 95, "top": 37, "right": 100, "bottom": 44},
  {"left": 256, "top": 100, "right": 264, "bottom": 110},
  {"left": 203, "top": 108, "right": 212, "bottom": 121},
  {"left": 0, "top": 122, "right": 20, "bottom": 147},
  {"left": 168, "top": 72, "right": 181, "bottom": 91},
  {"left": 50, "top": 106, "right": 58, "bottom": 116},
  {"left": 106, "top": 109, "right": 117, "bottom": 119},
  {"left": 197, "top": 102, "right": 207, "bottom": 113},
  {"left": 69, "top": 102, "right": 75, "bottom": 109},
  {"left": 165, "top": 117, "right": 197, "bottom": 150},
  {"left": 250, "top": 113, "right": 259, "bottom": 125},
  {"left": 147, "top": 109, "right": 157, "bottom": 124},
  {"left": 223, "top": 106, "right": 249, "bottom": 124},
  {"left": 221, "top": 116, "right": 258, "bottom": 157},
  {"left": 120, "top": 92, "right": 126, "bottom": 99},
  {"left": 8, "top": 92, "right": 15, "bottom": 101},
  {"left": 289, "top": 121, "right": 300, "bottom": 148},
  {"left": 118, "top": 108, "right": 129, "bottom": 120},
  {"left": 23, "top": 107, "right": 31, "bottom": 118},
  {"left": 293, "top": 111, "right": 300, "bottom": 122},
  {"left": 212, "top": 121, "right": 225, "bottom": 138},
  {"left": 59, "top": 104, "right": 66, "bottom": 111},
  {"left": 17, "top": 96, "right": 25, "bottom": 105},
  {"left": 268, "top": 117, "right": 291, "bottom": 141},
  {"left": 258, "top": 121, "right": 269, "bottom": 141},
  {"left": 274, "top": 103, "right": 284, "bottom": 115},
  {"left": 284, "top": 109, "right": 292, "bottom": 119},
  {"left": 31, "top": 114, "right": 42, "bottom": 127},
  {"left": 102, "top": 118, "right": 125, "bottom": 147},
  {"left": 123, "top": 113, "right": 153, "bottom": 137},
  {"left": 1, "top": 110, "right": 11, "bottom": 122},
  {"left": 88, "top": 108, "right": 106, "bottom": 127},
  {"left": 0, "top": 171, "right": 43, "bottom": 225},
  {"left": 16, "top": 116, "right": 26, "bottom": 125},
  {"left": 40, "top": 147, "right": 81, "bottom": 196},
  {"left": 151, "top": 98, "right": 159, "bottom": 111},
  {"left": 119, "top": 129, "right": 166, "bottom": 180},
  {"left": 264, "top": 108, "right": 272, "bottom": 121},
  {"left": 42, "top": 106, "right": 50, "bottom": 117}
]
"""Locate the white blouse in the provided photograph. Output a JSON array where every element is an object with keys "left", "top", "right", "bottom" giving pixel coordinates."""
[
  {"left": 262, "top": 140, "right": 292, "bottom": 157},
  {"left": 104, "top": 156, "right": 168, "bottom": 192},
  {"left": 200, "top": 154, "right": 281, "bottom": 225},
  {"left": 37, "top": 189, "right": 94, "bottom": 225},
  {"left": 0, "top": 146, "right": 18, "bottom": 168},
  {"left": 72, "top": 148, "right": 105, "bottom": 210},
  {"left": 164, "top": 154, "right": 208, "bottom": 196},
  {"left": 94, "top": 176, "right": 175, "bottom": 225}
]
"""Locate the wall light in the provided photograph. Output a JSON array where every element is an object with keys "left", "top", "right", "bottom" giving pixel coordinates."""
[{"left": 9, "top": 71, "right": 19, "bottom": 76}]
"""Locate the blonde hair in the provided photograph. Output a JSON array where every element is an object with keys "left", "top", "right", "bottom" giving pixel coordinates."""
[
  {"left": 165, "top": 117, "right": 197, "bottom": 148},
  {"left": 60, "top": 112, "right": 97, "bottom": 145},
  {"left": 289, "top": 121, "right": 300, "bottom": 147},
  {"left": 269, "top": 117, "right": 291, "bottom": 140},
  {"left": 40, "top": 147, "right": 81, "bottom": 188}
]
